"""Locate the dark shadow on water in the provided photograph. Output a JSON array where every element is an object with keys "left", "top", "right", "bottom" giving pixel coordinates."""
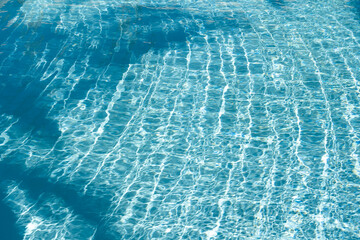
[
  {"left": 348, "top": 0, "right": 360, "bottom": 20},
  {"left": 0, "top": 0, "right": 25, "bottom": 45},
  {"left": 0, "top": 78, "right": 62, "bottom": 142},
  {"left": 267, "top": 0, "right": 285, "bottom": 8},
  {"left": 0, "top": 161, "right": 113, "bottom": 238},
  {"left": 0, "top": 191, "right": 22, "bottom": 240}
]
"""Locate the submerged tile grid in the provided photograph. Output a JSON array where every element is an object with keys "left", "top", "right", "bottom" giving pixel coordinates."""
[{"left": 0, "top": 0, "right": 360, "bottom": 239}]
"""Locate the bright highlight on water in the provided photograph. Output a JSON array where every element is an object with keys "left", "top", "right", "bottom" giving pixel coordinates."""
[{"left": 0, "top": 0, "right": 360, "bottom": 239}]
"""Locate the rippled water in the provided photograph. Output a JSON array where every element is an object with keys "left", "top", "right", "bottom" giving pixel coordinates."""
[{"left": 1, "top": 0, "right": 360, "bottom": 239}]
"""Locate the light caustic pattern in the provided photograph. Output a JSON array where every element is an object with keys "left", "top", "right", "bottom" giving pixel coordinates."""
[{"left": 0, "top": 0, "right": 360, "bottom": 239}]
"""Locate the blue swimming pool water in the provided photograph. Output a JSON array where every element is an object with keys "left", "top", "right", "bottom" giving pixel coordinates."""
[{"left": 1, "top": 0, "right": 360, "bottom": 239}]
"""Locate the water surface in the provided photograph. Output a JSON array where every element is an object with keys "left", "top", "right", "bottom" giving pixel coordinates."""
[{"left": 1, "top": 0, "right": 360, "bottom": 239}]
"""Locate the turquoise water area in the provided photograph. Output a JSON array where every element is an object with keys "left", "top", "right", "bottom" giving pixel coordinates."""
[{"left": 1, "top": 0, "right": 360, "bottom": 239}]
